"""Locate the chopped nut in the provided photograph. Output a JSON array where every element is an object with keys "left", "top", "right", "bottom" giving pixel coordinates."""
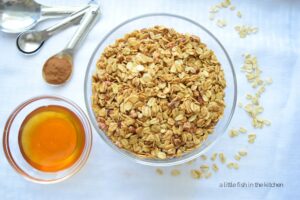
[{"left": 237, "top": 11, "right": 242, "bottom": 18}]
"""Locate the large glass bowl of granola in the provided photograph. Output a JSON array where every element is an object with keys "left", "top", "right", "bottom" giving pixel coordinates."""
[{"left": 84, "top": 13, "right": 237, "bottom": 166}]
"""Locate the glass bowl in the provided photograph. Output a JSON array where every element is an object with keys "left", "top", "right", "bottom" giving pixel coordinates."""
[
  {"left": 84, "top": 13, "right": 237, "bottom": 166},
  {"left": 3, "top": 96, "right": 92, "bottom": 183}
]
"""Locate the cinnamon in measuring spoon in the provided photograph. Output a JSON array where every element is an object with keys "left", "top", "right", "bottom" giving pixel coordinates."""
[{"left": 42, "top": 55, "right": 73, "bottom": 85}]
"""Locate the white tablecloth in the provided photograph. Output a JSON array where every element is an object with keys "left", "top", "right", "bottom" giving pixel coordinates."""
[{"left": 0, "top": 0, "right": 299, "bottom": 199}]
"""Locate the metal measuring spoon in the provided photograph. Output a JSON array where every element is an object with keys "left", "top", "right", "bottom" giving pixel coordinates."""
[
  {"left": 16, "top": 5, "right": 91, "bottom": 55},
  {"left": 42, "top": 4, "right": 100, "bottom": 85},
  {"left": 0, "top": 0, "right": 85, "bottom": 33}
]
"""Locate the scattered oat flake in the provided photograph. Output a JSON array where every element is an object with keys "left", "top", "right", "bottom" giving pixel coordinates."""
[
  {"left": 220, "top": 0, "right": 231, "bottom": 8},
  {"left": 171, "top": 169, "right": 181, "bottom": 176},
  {"left": 205, "top": 172, "right": 212, "bottom": 179},
  {"left": 241, "top": 54, "right": 272, "bottom": 129},
  {"left": 209, "top": 5, "right": 220, "bottom": 13},
  {"left": 248, "top": 134, "right": 256, "bottom": 139},
  {"left": 263, "top": 119, "right": 271, "bottom": 126},
  {"left": 248, "top": 139, "right": 255, "bottom": 144},
  {"left": 216, "top": 19, "right": 227, "bottom": 28},
  {"left": 238, "top": 150, "right": 248, "bottom": 157},
  {"left": 227, "top": 163, "right": 233, "bottom": 169},
  {"left": 156, "top": 168, "right": 164, "bottom": 175},
  {"left": 200, "top": 164, "right": 210, "bottom": 172},
  {"left": 234, "top": 154, "right": 241, "bottom": 161},
  {"left": 230, "top": 5, "right": 236, "bottom": 10},
  {"left": 227, "top": 162, "right": 239, "bottom": 170},
  {"left": 235, "top": 25, "right": 258, "bottom": 38},
  {"left": 239, "top": 127, "right": 247, "bottom": 133},
  {"left": 246, "top": 94, "right": 253, "bottom": 100},
  {"left": 248, "top": 134, "right": 256, "bottom": 144},
  {"left": 219, "top": 153, "right": 226, "bottom": 164},
  {"left": 187, "top": 159, "right": 197, "bottom": 165},
  {"left": 233, "top": 163, "right": 239, "bottom": 169},
  {"left": 211, "top": 153, "right": 218, "bottom": 161},
  {"left": 191, "top": 169, "right": 202, "bottom": 179},
  {"left": 265, "top": 77, "right": 273, "bottom": 85},
  {"left": 200, "top": 155, "right": 207, "bottom": 161},
  {"left": 212, "top": 163, "right": 219, "bottom": 172},
  {"left": 229, "top": 129, "right": 239, "bottom": 138}
]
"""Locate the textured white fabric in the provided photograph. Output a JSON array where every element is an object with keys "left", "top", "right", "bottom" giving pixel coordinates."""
[{"left": 0, "top": 0, "right": 299, "bottom": 199}]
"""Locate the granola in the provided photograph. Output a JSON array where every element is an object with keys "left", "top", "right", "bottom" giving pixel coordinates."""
[{"left": 92, "top": 26, "right": 226, "bottom": 159}]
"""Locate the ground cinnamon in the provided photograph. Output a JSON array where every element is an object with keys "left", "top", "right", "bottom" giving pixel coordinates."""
[{"left": 43, "top": 55, "right": 72, "bottom": 85}]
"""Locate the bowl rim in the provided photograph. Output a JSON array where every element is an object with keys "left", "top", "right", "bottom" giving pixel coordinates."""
[
  {"left": 84, "top": 13, "right": 237, "bottom": 166},
  {"left": 2, "top": 95, "right": 93, "bottom": 184}
]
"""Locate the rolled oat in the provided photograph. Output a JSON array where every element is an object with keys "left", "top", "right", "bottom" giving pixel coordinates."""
[{"left": 92, "top": 26, "right": 226, "bottom": 159}]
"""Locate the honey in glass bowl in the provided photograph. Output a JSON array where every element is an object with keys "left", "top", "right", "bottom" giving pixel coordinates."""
[{"left": 18, "top": 105, "right": 85, "bottom": 172}]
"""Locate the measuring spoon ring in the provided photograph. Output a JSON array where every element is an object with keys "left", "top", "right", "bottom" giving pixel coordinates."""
[{"left": 16, "top": 5, "right": 91, "bottom": 55}]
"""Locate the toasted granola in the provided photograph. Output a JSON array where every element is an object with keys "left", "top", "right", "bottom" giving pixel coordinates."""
[{"left": 92, "top": 26, "right": 226, "bottom": 159}]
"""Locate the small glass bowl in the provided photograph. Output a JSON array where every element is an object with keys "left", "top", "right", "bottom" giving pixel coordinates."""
[
  {"left": 3, "top": 96, "right": 92, "bottom": 183},
  {"left": 84, "top": 13, "right": 237, "bottom": 166}
]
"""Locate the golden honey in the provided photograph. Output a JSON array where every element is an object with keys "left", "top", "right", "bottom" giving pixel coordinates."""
[{"left": 18, "top": 105, "right": 85, "bottom": 172}]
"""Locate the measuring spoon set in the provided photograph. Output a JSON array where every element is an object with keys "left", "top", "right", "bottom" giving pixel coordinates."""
[{"left": 0, "top": 0, "right": 100, "bottom": 85}]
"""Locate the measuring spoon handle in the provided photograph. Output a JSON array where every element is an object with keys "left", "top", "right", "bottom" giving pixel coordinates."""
[
  {"left": 41, "top": 5, "right": 85, "bottom": 18},
  {"left": 65, "top": 5, "right": 100, "bottom": 52},
  {"left": 45, "top": 5, "right": 91, "bottom": 37}
]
